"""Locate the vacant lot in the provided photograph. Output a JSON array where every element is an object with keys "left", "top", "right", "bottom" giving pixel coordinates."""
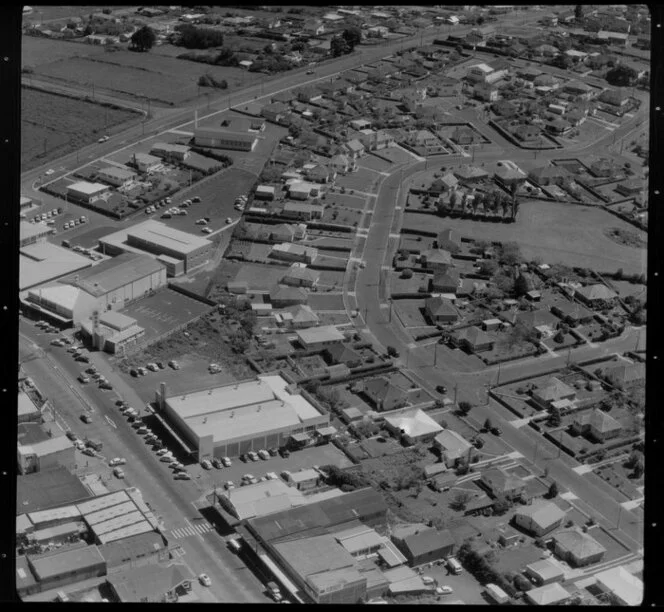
[
  {"left": 335, "top": 169, "right": 381, "bottom": 193},
  {"left": 308, "top": 293, "right": 345, "bottom": 311},
  {"left": 121, "top": 289, "right": 212, "bottom": 341},
  {"left": 21, "top": 87, "right": 139, "bottom": 171},
  {"left": 34, "top": 52, "right": 255, "bottom": 106},
  {"left": 394, "top": 299, "right": 428, "bottom": 328},
  {"left": 402, "top": 201, "right": 647, "bottom": 274},
  {"left": 327, "top": 193, "right": 367, "bottom": 210},
  {"left": 378, "top": 146, "right": 417, "bottom": 165},
  {"left": 357, "top": 155, "right": 393, "bottom": 173}
]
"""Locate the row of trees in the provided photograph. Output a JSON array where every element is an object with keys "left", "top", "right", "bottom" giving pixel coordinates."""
[
  {"left": 435, "top": 187, "right": 520, "bottom": 221},
  {"left": 174, "top": 24, "right": 225, "bottom": 49}
]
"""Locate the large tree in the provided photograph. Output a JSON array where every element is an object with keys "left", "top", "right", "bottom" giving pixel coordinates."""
[
  {"left": 330, "top": 36, "right": 350, "bottom": 58},
  {"left": 606, "top": 65, "right": 638, "bottom": 87},
  {"left": 130, "top": 25, "right": 156, "bottom": 52}
]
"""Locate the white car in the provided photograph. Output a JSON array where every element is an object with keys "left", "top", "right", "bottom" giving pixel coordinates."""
[
  {"left": 436, "top": 586, "right": 453, "bottom": 595},
  {"left": 225, "top": 217, "right": 233, "bottom": 224},
  {"left": 265, "top": 472, "right": 278, "bottom": 480},
  {"left": 221, "top": 457, "right": 232, "bottom": 467},
  {"left": 109, "top": 458, "right": 127, "bottom": 466},
  {"left": 258, "top": 449, "right": 270, "bottom": 460},
  {"left": 199, "top": 574, "right": 211, "bottom": 587},
  {"left": 225, "top": 480, "right": 235, "bottom": 490},
  {"left": 201, "top": 459, "right": 213, "bottom": 470},
  {"left": 248, "top": 451, "right": 259, "bottom": 462},
  {"left": 195, "top": 219, "right": 208, "bottom": 225},
  {"left": 45, "top": 169, "right": 54, "bottom": 176},
  {"left": 202, "top": 227, "right": 213, "bottom": 234},
  {"left": 160, "top": 454, "right": 175, "bottom": 462},
  {"left": 156, "top": 448, "right": 170, "bottom": 456}
]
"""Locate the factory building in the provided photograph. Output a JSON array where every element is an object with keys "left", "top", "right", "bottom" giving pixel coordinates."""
[
  {"left": 98, "top": 220, "right": 211, "bottom": 276},
  {"left": 155, "top": 374, "right": 329, "bottom": 461}
]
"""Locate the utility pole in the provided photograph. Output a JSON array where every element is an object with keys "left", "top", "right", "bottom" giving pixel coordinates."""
[
  {"left": 433, "top": 342, "right": 438, "bottom": 367},
  {"left": 496, "top": 362, "right": 502, "bottom": 386},
  {"left": 454, "top": 383, "right": 458, "bottom": 404}
]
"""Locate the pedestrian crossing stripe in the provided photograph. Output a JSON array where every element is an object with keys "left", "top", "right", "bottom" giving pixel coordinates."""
[{"left": 169, "top": 523, "right": 213, "bottom": 539}]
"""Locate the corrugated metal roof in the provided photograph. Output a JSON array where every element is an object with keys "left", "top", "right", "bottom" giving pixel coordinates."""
[{"left": 29, "top": 544, "right": 105, "bottom": 580}]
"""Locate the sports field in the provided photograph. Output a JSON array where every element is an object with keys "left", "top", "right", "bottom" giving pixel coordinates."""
[
  {"left": 401, "top": 201, "right": 647, "bottom": 275},
  {"left": 21, "top": 87, "right": 140, "bottom": 171}
]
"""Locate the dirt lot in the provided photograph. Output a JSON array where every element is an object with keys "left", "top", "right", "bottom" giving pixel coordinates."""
[
  {"left": 33, "top": 51, "right": 256, "bottom": 106},
  {"left": 604, "top": 227, "right": 647, "bottom": 249},
  {"left": 317, "top": 270, "right": 346, "bottom": 290},
  {"left": 21, "top": 87, "right": 140, "bottom": 171},
  {"left": 401, "top": 200, "right": 647, "bottom": 275}
]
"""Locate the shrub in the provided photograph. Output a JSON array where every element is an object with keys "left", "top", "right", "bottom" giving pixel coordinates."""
[{"left": 401, "top": 268, "right": 414, "bottom": 279}]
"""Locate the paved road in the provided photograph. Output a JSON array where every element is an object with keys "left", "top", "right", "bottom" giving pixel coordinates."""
[{"left": 19, "top": 321, "right": 266, "bottom": 603}]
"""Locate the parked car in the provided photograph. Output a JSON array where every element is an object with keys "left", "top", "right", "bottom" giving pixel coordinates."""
[
  {"left": 225, "top": 217, "right": 232, "bottom": 224},
  {"left": 201, "top": 459, "right": 213, "bottom": 470},
  {"left": 168, "top": 360, "right": 180, "bottom": 370},
  {"left": 130, "top": 368, "right": 138, "bottom": 377},
  {"left": 80, "top": 414, "right": 93, "bottom": 424},
  {"left": 490, "top": 427, "right": 502, "bottom": 436},
  {"left": 160, "top": 454, "right": 175, "bottom": 462},
  {"left": 76, "top": 355, "right": 90, "bottom": 363},
  {"left": 78, "top": 374, "right": 90, "bottom": 384},
  {"left": 268, "top": 448, "right": 278, "bottom": 457},
  {"left": 202, "top": 227, "right": 213, "bottom": 234},
  {"left": 82, "top": 447, "right": 96, "bottom": 457},
  {"left": 109, "top": 458, "right": 127, "bottom": 466},
  {"left": 221, "top": 456, "right": 232, "bottom": 467},
  {"left": 74, "top": 440, "right": 86, "bottom": 451},
  {"left": 278, "top": 447, "right": 290, "bottom": 458},
  {"left": 147, "top": 363, "right": 159, "bottom": 372},
  {"left": 66, "top": 431, "right": 77, "bottom": 441},
  {"left": 192, "top": 196, "right": 201, "bottom": 203},
  {"left": 99, "top": 381, "right": 113, "bottom": 390},
  {"left": 174, "top": 472, "right": 192, "bottom": 480},
  {"left": 258, "top": 449, "right": 269, "bottom": 460},
  {"left": 436, "top": 586, "right": 454, "bottom": 595},
  {"left": 212, "top": 458, "right": 223, "bottom": 469},
  {"left": 248, "top": 451, "right": 259, "bottom": 462},
  {"left": 436, "top": 385, "right": 448, "bottom": 394},
  {"left": 156, "top": 449, "right": 170, "bottom": 456},
  {"left": 265, "top": 472, "right": 278, "bottom": 480},
  {"left": 228, "top": 537, "right": 242, "bottom": 553},
  {"left": 156, "top": 361, "right": 165, "bottom": 369},
  {"left": 224, "top": 481, "right": 235, "bottom": 490}
]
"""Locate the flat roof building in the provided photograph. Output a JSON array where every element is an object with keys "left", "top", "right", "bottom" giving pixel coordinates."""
[
  {"left": 156, "top": 374, "right": 329, "bottom": 460},
  {"left": 98, "top": 220, "right": 212, "bottom": 275},
  {"left": 218, "top": 479, "right": 306, "bottom": 520},
  {"left": 66, "top": 181, "right": 111, "bottom": 204},
  {"left": 18, "top": 435, "right": 75, "bottom": 475},
  {"left": 17, "top": 467, "right": 92, "bottom": 515},
  {"left": 295, "top": 325, "right": 345, "bottom": 350},
  {"left": 28, "top": 544, "right": 107, "bottom": 592},
  {"left": 20, "top": 242, "right": 92, "bottom": 292},
  {"left": 193, "top": 122, "right": 257, "bottom": 152},
  {"left": 20, "top": 221, "right": 51, "bottom": 248}
]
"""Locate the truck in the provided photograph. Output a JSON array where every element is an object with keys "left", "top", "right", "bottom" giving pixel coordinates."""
[
  {"left": 484, "top": 583, "right": 509, "bottom": 604},
  {"left": 85, "top": 438, "right": 103, "bottom": 452},
  {"left": 446, "top": 557, "right": 463, "bottom": 575}
]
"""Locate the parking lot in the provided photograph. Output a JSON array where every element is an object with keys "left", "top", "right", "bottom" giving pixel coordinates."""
[
  {"left": 120, "top": 289, "right": 212, "bottom": 340},
  {"left": 409, "top": 563, "right": 489, "bottom": 605}
]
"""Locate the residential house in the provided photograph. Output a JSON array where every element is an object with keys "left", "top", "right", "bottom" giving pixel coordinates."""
[
  {"left": 362, "top": 377, "right": 409, "bottom": 412},
  {"left": 269, "top": 223, "right": 306, "bottom": 243},
  {"left": 431, "top": 269, "right": 461, "bottom": 294},
  {"left": 574, "top": 284, "right": 618, "bottom": 308},
  {"left": 329, "top": 154, "right": 355, "bottom": 174},
  {"left": 552, "top": 528, "right": 606, "bottom": 567},
  {"left": 304, "top": 165, "right": 336, "bottom": 184},
  {"left": 450, "top": 326, "right": 495, "bottom": 353},
  {"left": 453, "top": 165, "right": 489, "bottom": 184},
  {"left": 473, "top": 83, "right": 498, "bottom": 102},
  {"left": 571, "top": 408, "right": 622, "bottom": 443},
  {"left": 603, "top": 362, "right": 645, "bottom": 390},
  {"left": 513, "top": 501, "right": 566, "bottom": 537},
  {"left": 528, "top": 165, "right": 571, "bottom": 186},
  {"left": 343, "top": 139, "right": 366, "bottom": 160},
  {"left": 261, "top": 101, "right": 289, "bottom": 122},
  {"left": 433, "top": 429, "right": 473, "bottom": 468},
  {"left": 525, "top": 583, "right": 572, "bottom": 606},
  {"left": 269, "top": 242, "right": 318, "bottom": 264},
  {"left": 546, "top": 118, "right": 572, "bottom": 135},
  {"left": 599, "top": 88, "right": 630, "bottom": 107},
  {"left": 295, "top": 325, "right": 345, "bottom": 351},
  {"left": 384, "top": 409, "right": 443, "bottom": 445},
  {"left": 524, "top": 559, "right": 566, "bottom": 586},
  {"left": 129, "top": 153, "right": 162, "bottom": 174},
  {"left": 282, "top": 202, "right": 324, "bottom": 221},
  {"left": 531, "top": 377, "right": 576, "bottom": 410},
  {"left": 272, "top": 90, "right": 296, "bottom": 105},
  {"left": 269, "top": 285, "right": 308, "bottom": 308},
  {"left": 281, "top": 304, "right": 320, "bottom": 329},
  {"left": 451, "top": 125, "right": 484, "bottom": 145},
  {"left": 150, "top": 142, "right": 190, "bottom": 162},
  {"left": 303, "top": 18, "right": 325, "bottom": 36},
  {"left": 596, "top": 30, "right": 628, "bottom": 46},
  {"left": 436, "top": 228, "right": 462, "bottom": 252},
  {"left": 430, "top": 173, "right": 459, "bottom": 194},
  {"left": 534, "top": 44, "right": 560, "bottom": 57},
  {"left": 594, "top": 566, "right": 644, "bottom": 607},
  {"left": 280, "top": 265, "right": 320, "bottom": 288},
  {"left": 324, "top": 343, "right": 363, "bottom": 368},
  {"left": 392, "top": 527, "right": 456, "bottom": 567},
  {"left": 615, "top": 179, "right": 642, "bottom": 196},
  {"left": 107, "top": 563, "right": 193, "bottom": 603},
  {"left": 514, "top": 124, "right": 541, "bottom": 142},
  {"left": 466, "top": 63, "right": 495, "bottom": 84},
  {"left": 420, "top": 248, "right": 453, "bottom": 273},
  {"left": 563, "top": 80, "right": 594, "bottom": 100},
  {"left": 494, "top": 166, "right": 527, "bottom": 189},
  {"left": 550, "top": 301, "right": 593, "bottom": 326},
  {"left": 424, "top": 296, "right": 459, "bottom": 325},
  {"left": 480, "top": 468, "right": 527, "bottom": 501}
]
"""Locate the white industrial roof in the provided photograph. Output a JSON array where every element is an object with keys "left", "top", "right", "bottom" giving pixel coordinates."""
[
  {"left": 27, "top": 284, "right": 94, "bottom": 313},
  {"left": 385, "top": 409, "right": 443, "bottom": 439},
  {"left": 77, "top": 490, "right": 131, "bottom": 515},
  {"left": 97, "top": 520, "right": 155, "bottom": 545},
  {"left": 68, "top": 181, "right": 110, "bottom": 195},
  {"left": 295, "top": 325, "right": 345, "bottom": 345},
  {"left": 93, "top": 510, "right": 146, "bottom": 535},
  {"left": 470, "top": 63, "right": 493, "bottom": 73},
  {"left": 85, "top": 501, "right": 138, "bottom": 526},
  {"left": 595, "top": 566, "right": 643, "bottom": 606},
  {"left": 28, "top": 505, "right": 81, "bottom": 525},
  {"left": 20, "top": 221, "right": 51, "bottom": 242},
  {"left": 18, "top": 391, "right": 39, "bottom": 417},
  {"left": 20, "top": 244, "right": 92, "bottom": 291},
  {"left": 166, "top": 374, "right": 324, "bottom": 444}
]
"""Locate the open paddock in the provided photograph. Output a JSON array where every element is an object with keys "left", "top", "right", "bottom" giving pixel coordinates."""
[
  {"left": 21, "top": 36, "right": 108, "bottom": 69},
  {"left": 401, "top": 200, "right": 647, "bottom": 274}
]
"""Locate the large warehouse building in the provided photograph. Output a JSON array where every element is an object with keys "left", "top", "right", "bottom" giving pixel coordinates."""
[
  {"left": 155, "top": 374, "right": 329, "bottom": 460},
  {"left": 193, "top": 117, "right": 259, "bottom": 151},
  {"left": 98, "top": 220, "right": 212, "bottom": 276}
]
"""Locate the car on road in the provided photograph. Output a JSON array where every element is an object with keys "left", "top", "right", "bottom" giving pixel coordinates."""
[
  {"left": 436, "top": 586, "right": 453, "bottom": 595},
  {"left": 199, "top": 574, "right": 211, "bottom": 587},
  {"left": 306, "top": 69, "right": 315, "bottom": 75},
  {"left": 99, "top": 381, "right": 113, "bottom": 390},
  {"left": 45, "top": 169, "right": 54, "bottom": 175},
  {"left": 50, "top": 339, "right": 64, "bottom": 346},
  {"left": 436, "top": 385, "right": 448, "bottom": 394},
  {"left": 113, "top": 467, "right": 125, "bottom": 479},
  {"left": 82, "top": 447, "right": 96, "bottom": 457},
  {"left": 201, "top": 459, "right": 213, "bottom": 470},
  {"left": 267, "top": 582, "right": 282, "bottom": 602},
  {"left": 98, "top": 135, "right": 109, "bottom": 143},
  {"left": 221, "top": 456, "right": 232, "bottom": 467},
  {"left": 80, "top": 414, "right": 93, "bottom": 424},
  {"left": 78, "top": 374, "right": 90, "bottom": 384},
  {"left": 115, "top": 400, "right": 125, "bottom": 407},
  {"left": 174, "top": 472, "right": 191, "bottom": 480},
  {"left": 228, "top": 537, "right": 242, "bottom": 553},
  {"left": 66, "top": 431, "right": 77, "bottom": 441},
  {"left": 490, "top": 426, "right": 502, "bottom": 436},
  {"left": 212, "top": 458, "right": 223, "bottom": 469},
  {"left": 225, "top": 217, "right": 233, "bottom": 224},
  {"left": 109, "top": 458, "right": 127, "bottom": 466}
]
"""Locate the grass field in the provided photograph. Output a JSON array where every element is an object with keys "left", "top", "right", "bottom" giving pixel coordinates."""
[
  {"left": 357, "top": 155, "right": 393, "bottom": 173},
  {"left": 21, "top": 87, "right": 140, "bottom": 171},
  {"left": 335, "top": 169, "right": 382, "bottom": 193},
  {"left": 22, "top": 36, "right": 107, "bottom": 69},
  {"left": 401, "top": 201, "right": 647, "bottom": 275},
  {"left": 33, "top": 51, "right": 257, "bottom": 106}
]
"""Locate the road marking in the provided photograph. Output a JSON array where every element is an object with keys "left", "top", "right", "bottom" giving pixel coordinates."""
[
  {"left": 169, "top": 523, "right": 213, "bottom": 539},
  {"left": 389, "top": 233, "right": 401, "bottom": 239},
  {"left": 105, "top": 415, "right": 117, "bottom": 429},
  {"left": 509, "top": 418, "right": 531, "bottom": 429},
  {"left": 168, "top": 130, "right": 194, "bottom": 136}
]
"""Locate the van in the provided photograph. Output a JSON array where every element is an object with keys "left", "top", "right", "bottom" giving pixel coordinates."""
[
  {"left": 485, "top": 583, "right": 509, "bottom": 604},
  {"left": 62, "top": 239, "right": 71, "bottom": 248},
  {"left": 447, "top": 558, "right": 463, "bottom": 575}
]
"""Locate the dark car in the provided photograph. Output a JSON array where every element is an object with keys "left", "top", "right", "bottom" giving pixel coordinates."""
[
  {"left": 127, "top": 416, "right": 137, "bottom": 423},
  {"left": 436, "top": 385, "right": 448, "bottom": 394},
  {"left": 268, "top": 447, "right": 278, "bottom": 457},
  {"left": 115, "top": 400, "right": 125, "bottom": 407},
  {"left": 80, "top": 414, "right": 93, "bottom": 424},
  {"left": 130, "top": 368, "right": 138, "bottom": 377},
  {"left": 157, "top": 361, "right": 165, "bottom": 369},
  {"left": 212, "top": 458, "right": 223, "bottom": 469},
  {"left": 66, "top": 431, "right": 77, "bottom": 441},
  {"left": 76, "top": 355, "right": 90, "bottom": 363},
  {"left": 278, "top": 447, "right": 290, "bottom": 458},
  {"left": 490, "top": 427, "right": 502, "bottom": 436},
  {"left": 240, "top": 453, "right": 249, "bottom": 462}
]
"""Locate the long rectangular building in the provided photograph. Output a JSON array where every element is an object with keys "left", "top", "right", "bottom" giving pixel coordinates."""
[{"left": 155, "top": 374, "right": 329, "bottom": 460}]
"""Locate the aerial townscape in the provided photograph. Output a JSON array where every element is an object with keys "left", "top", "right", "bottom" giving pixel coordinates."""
[{"left": 17, "top": 3, "right": 648, "bottom": 605}]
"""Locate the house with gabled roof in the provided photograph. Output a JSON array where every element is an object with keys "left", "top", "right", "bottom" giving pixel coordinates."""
[
  {"left": 572, "top": 408, "right": 622, "bottom": 443},
  {"left": 550, "top": 301, "right": 594, "bottom": 326},
  {"left": 531, "top": 377, "right": 576, "bottom": 409},
  {"left": 513, "top": 501, "right": 566, "bottom": 537},
  {"left": 269, "top": 285, "right": 309, "bottom": 308},
  {"left": 420, "top": 248, "right": 453, "bottom": 272},
  {"left": 362, "top": 377, "right": 409, "bottom": 412},
  {"left": 281, "top": 304, "right": 320, "bottom": 330},
  {"left": 603, "top": 362, "right": 645, "bottom": 390},
  {"left": 430, "top": 173, "right": 459, "bottom": 194},
  {"left": 342, "top": 139, "right": 366, "bottom": 159},
  {"left": 424, "top": 296, "right": 459, "bottom": 325},
  {"left": 261, "top": 101, "right": 288, "bottom": 122},
  {"left": 525, "top": 583, "right": 571, "bottom": 606},
  {"left": 329, "top": 153, "right": 354, "bottom": 174},
  {"left": 431, "top": 269, "right": 461, "bottom": 294},
  {"left": 384, "top": 408, "right": 443, "bottom": 444},
  {"left": 433, "top": 429, "right": 473, "bottom": 467},
  {"left": 528, "top": 165, "right": 571, "bottom": 187},
  {"left": 514, "top": 309, "right": 560, "bottom": 337},
  {"left": 453, "top": 165, "right": 489, "bottom": 184},
  {"left": 324, "top": 343, "right": 363, "bottom": 368},
  {"left": 450, "top": 326, "right": 495, "bottom": 353},
  {"left": 271, "top": 90, "right": 296, "bottom": 105},
  {"left": 280, "top": 265, "right": 320, "bottom": 288}
]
